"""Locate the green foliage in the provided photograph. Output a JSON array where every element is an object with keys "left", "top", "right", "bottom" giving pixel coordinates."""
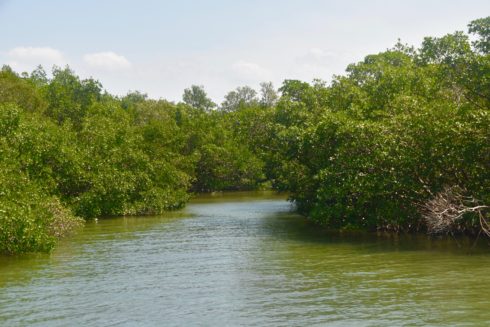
[
  {"left": 121, "top": 90, "right": 148, "bottom": 111},
  {"left": 0, "top": 66, "right": 47, "bottom": 113},
  {"left": 1, "top": 17, "right": 489, "bottom": 253},
  {"left": 259, "top": 82, "right": 279, "bottom": 107},
  {"left": 182, "top": 85, "right": 216, "bottom": 111},
  {"left": 221, "top": 86, "right": 258, "bottom": 112},
  {"left": 468, "top": 16, "right": 490, "bottom": 54},
  {"left": 193, "top": 142, "right": 265, "bottom": 192},
  {"left": 0, "top": 104, "right": 83, "bottom": 254},
  {"left": 418, "top": 32, "right": 472, "bottom": 65},
  {"left": 269, "top": 19, "right": 490, "bottom": 233},
  {"left": 0, "top": 66, "right": 267, "bottom": 253},
  {"left": 44, "top": 66, "right": 102, "bottom": 127},
  {"left": 0, "top": 169, "right": 83, "bottom": 254}
]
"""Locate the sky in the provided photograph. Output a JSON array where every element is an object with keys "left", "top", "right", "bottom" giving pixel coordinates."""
[{"left": 0, "top": 0, "right": 489, "bottom": 102}]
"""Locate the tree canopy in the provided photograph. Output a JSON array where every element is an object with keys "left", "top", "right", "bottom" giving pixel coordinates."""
[{"left": 1, "top": 17, "right": 489, "bottom": 254}]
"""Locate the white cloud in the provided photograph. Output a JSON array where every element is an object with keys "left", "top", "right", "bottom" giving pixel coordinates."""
[
  {"left": 231, "top": 60, "right": 271, "bottom": 82},
  {"left": 83, "top": 51, "right": 131, "bottom": 71},
  {"left": 8, "top": 46, "right": 65, "bottom": 63},
  {"left": 5, "top": 46, "right": 67, "bottom": 71}
]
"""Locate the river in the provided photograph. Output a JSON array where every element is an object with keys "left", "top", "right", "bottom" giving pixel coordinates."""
[{"left": 1, "top": 192, "right": 489, "bottom": 326}]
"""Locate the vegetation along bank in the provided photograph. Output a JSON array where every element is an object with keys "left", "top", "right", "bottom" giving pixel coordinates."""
[{"left": 0, "top": 17, "right": 489, "bottom": 254}]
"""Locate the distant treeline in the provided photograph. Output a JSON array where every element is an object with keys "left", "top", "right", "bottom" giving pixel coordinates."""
[{"left": 1, "top": 17, "right": 489, "bottom": 254}]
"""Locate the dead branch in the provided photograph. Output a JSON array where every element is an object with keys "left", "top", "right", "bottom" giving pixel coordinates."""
[{"left": 421, "top": 185, "right": 489, "bottom": 236}]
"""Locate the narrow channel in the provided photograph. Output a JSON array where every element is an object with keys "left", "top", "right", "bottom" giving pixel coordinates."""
[{"left": 1, "top": 192, "right": 489, "bottom": 326}]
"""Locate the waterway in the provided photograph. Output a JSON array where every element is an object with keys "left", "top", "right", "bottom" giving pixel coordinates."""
[{"left": 1, "top": 192, "right": 489, "bottom": 326}]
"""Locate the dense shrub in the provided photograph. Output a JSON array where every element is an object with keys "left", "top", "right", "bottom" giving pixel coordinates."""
[{"left": 1, "top": 17, "right": 489, "bottom": 253}]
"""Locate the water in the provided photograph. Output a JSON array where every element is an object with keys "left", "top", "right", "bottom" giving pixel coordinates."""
[{"left": 1, "top": 192, "right": 490, "bottom": 326}]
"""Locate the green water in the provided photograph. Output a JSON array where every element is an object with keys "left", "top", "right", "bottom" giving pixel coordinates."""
[{"left": 1, "top": 192, "right": 489, "bottom": 326}]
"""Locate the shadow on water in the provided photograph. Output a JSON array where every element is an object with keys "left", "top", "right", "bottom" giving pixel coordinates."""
[
  {"left": 1, "top": 192, "right": 490, "bottom": 327},
  {"left": 189, "top": 190, "right": 289, "bottom": 203},
  {"left": 260, "top": 210, "right": 490, "bottom": 256}
]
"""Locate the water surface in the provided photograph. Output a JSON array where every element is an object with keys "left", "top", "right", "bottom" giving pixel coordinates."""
[{"left": 1, "top": 192, "right": 489, "bottom": 326}]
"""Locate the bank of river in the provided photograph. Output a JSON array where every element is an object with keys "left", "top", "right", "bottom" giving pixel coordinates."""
[{"left": 1, "top": 192, "right": 489, "bottom": 326}]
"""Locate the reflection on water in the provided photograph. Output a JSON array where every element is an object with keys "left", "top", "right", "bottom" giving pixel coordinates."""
[{"left": 1, "top": 191, "right": 489, "bottom": 326}]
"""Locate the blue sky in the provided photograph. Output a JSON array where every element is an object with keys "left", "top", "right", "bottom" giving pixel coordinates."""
[{"left": 1, "top": 0, "right": 489, "bottom": 102}]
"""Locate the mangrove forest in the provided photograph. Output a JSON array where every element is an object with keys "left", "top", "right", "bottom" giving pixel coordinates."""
[{"left": 0, "top": 17, "right": 489, "bottom": 254}]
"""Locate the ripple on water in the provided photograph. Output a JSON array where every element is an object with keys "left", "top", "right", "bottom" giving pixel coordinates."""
[{"left": 1, "top": 193, "right": 490, "bottom": 326}]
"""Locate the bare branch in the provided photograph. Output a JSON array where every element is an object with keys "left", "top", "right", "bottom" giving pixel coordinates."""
[{"left": 421, "top": 185, "right": 489, "bottom": 235}]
